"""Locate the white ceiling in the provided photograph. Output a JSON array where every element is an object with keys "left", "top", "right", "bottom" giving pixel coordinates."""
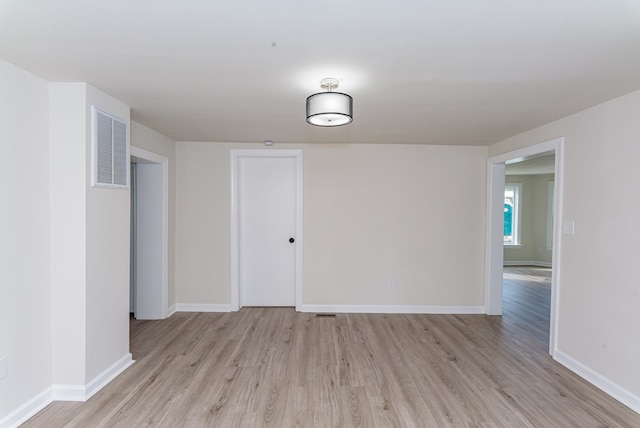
[{"left": 2, "top": 0, "right": 640, "bottom": 145}]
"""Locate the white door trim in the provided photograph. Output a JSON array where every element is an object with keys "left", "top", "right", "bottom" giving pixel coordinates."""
[
  {"left": 130, "top": 146, "right": 169, "bottom": 318},
  {"left": 230, "top": 149, "right": 303, "bottom": 311},
  {"left": 485, "top": 137, "right": 564, "bottom": 356}
]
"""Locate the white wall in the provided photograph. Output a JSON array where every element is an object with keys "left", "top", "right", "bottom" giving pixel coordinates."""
[
  {"left": 504, "top": 175, "right": 534, "bottom": 262},
  {"left": 50, "top": 82, "right": 133, "bottom": 391},
  {"left": 2, "top": 66, "right": 136, "bottom": 424},
  {"left": 0, "top": 59, "right": 52, "bottom": 421},
  {"left": 84, "top": 85, "right": 131, "bottom": 382},
  {"left": 531, "top": 174, "right": 554, "bottom": 265},
  {"left": 175, "top": 143, "right": 232, "bottom": 304},
  {"left": 49, "top": 82, "right": 87, "bottom": 386},
  {"left": 131, "top": 121, "right": 176, "bottom": 307},
  {"left": 504, "top": 174, "right": 554, "bottom": 265},
  {"left": 175, "top": 143, "right": 487, "bottom": 309},
  {"left": 50, "top": 83, "right": 132, "bottom": 386},
  {"left": 490, "top": 89, "right": 640, "bottom": 408},
  {"left": 304, "top": 144, "right": 487, "bottom": 307}
]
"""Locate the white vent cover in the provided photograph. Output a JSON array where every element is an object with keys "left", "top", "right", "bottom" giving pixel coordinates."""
[{"left": 92, "top": 106, "right": 129, "bottom": 189}]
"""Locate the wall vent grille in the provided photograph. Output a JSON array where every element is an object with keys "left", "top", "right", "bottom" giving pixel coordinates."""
[{"left": 92, "top": 106, "right": 129, "bottom": 189}]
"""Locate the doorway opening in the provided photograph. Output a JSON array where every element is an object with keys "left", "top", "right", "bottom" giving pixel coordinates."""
[
  {"left": 485, "top": 138, "right": 564, "bottom": 356},
  {"left": 502, "top": 154, "right": 555, "bottom": 345},
  {"left": 130, "top": 146, "right": 169, "bottom": 320}
]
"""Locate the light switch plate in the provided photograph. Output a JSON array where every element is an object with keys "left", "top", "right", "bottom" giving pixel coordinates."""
[{"left": 562, "top": 220, "right": 575, "bottom": 235}]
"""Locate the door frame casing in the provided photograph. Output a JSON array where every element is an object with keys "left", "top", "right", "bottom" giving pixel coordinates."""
[
  {"left": 230, "top": 149, "right": 303, "bottom": 311},
  {"left": 485, "top": 137, "right": 564, "bottom": 356},
  {"left": 130, "top": 146, "right": 169, "bottom": 319}
]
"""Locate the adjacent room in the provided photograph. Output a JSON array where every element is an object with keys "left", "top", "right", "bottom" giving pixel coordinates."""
[
  {"left": 2, "top": 1, "right": 640, "bottom": 426},
  {"left": 503, "top": 154, "right": 556, "bottom": 346}
]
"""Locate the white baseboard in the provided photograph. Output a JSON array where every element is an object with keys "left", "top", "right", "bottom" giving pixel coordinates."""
[
  {"left": 554, "top": 350, "right": 640, "bottom": 414},
  {"left": 85, "top": 353, "right": 134, "bottom": 400},
  {"left": 167, "top": 304, "right": 177, "bottom": 317},
  {"left": 503, "top": 260, "right": 552, "bottom": 267},
  {"left": 50, "top": 384, "right": 86, "bottom": 402},
  {"left": 300, "top": 305, "right": 485, "bottom": 314},
  {"left": 175, "top": 303, "right": 484, "bottom": 315},
  {"left": 0, "top": 353, "right": 134, "bottom": 428},
  {"left": 175, "top": 303, "right": 234, "bottom": 312},
  {"left": 0, "top": 387, "right": 53, "bottom": 428},
  {"left": 53, "top": 353, "right": 134, "bottom": 402}
]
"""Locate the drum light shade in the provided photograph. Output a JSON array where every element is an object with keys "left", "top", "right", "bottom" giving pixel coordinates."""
[
  {"left": 306, "top": 78, "right": 353, "bottom": 127},
  {"left": 306, "top": 92, "right": 353, "bottom": 126}
]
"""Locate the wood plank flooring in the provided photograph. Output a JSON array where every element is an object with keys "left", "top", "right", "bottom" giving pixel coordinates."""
[
  {"left": 23, "top": 271, "right": 640, "bottom": 427},
  {"left": 503, "top": 266, "right": 551, "bottom": 346}
]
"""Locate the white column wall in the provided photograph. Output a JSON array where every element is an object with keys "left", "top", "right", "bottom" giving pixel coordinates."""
[
  {"left": 49, "top": 82, "right": 88, "bottom": 386},
  {"left": 0, "top": 59, "right": 52, "bottom": 421},
  {"left": 1, "top": 63, "right": 157, "bottom": 423},
  {"left": 84, "top": 85, "right": 131, "bottom": 382}
]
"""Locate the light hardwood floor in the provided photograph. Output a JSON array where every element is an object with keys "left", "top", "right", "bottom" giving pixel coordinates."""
[
  {"left": 503, "top": 266, "right": 551, "bottom": 346},
  {"left": 23, "top": 270, "right": 640, "bottom": 427}
]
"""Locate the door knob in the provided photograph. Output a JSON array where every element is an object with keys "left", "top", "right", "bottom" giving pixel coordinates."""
[{"left": 289, "top": 237, "right": 295, "bottom": 243}]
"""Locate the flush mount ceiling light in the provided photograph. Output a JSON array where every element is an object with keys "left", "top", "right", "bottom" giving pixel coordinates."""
[{"left": 306, "top": 78, "right": 353, "bottom": 127}]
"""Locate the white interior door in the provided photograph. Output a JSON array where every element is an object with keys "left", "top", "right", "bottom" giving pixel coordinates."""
[
  {"left": 240, "top": 156, "right": 297, "bottom": 306},
  {"left": 134, "top": 162, "right": 164, "bottom": 319}
]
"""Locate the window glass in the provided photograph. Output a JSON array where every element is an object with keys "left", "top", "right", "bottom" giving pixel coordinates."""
[{"left": 504, "top": 184, "right": 521, "bottom": 245}]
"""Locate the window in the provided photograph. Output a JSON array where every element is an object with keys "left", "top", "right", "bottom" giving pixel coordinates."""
[{"left": 504, "top": 183, "right": 521, "bottom": 245}]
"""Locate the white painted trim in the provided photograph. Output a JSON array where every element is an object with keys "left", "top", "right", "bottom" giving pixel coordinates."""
[
  {"left": 554, "top": 350, "right": 640, "bottom": 415},
  {"left": 52, "top": 353, "right": 134, "bottom": 402},
  {"left": 301, "top": 305, "right": 485, "bottom": 314},
  {"left": 175, "top": 303, "right": 235, "bottom": 312},
  {"left": 230, "top": 151, "right": 239, "bottom": 311},
  {"left": 0, "top": 354, "right": 134, "bottom": 427},
  {"left": 130, "top": 145, "right": 167, "bottom": 165},
  {"left": 50, "top": 385, "right": 87, "bottom": 402},
  {"left": 484, "top": 161, "right": 505, "bottom": 315},
  {"left": 550, "top": 140, "right": 564, "bottom": 357},
  {"left": 486, "top": 137, "right": 564, "bottom": 357},
  {"left": 84, "top": 353, "right": 134, "bottom": 400},
  {"left": 294, "top": 151, "right": 303, "bottom": 310},
  {"left": 230, "top": 149, "right": 303, "bottom": 312},
  {"left": 490, "top": 137, "right": 562, "bottom": 164},
  {"left": 503, "top": 261, "right": 552, "bottom": 268},
  {"left": 130, "top": 146, "right": 170, "bottom": 319},
  {"left": 167, "top": 303, "right": 177, "bottom": 317},
  {"left": 0, "top": 388, "right": 53, "bottom": 428}
]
